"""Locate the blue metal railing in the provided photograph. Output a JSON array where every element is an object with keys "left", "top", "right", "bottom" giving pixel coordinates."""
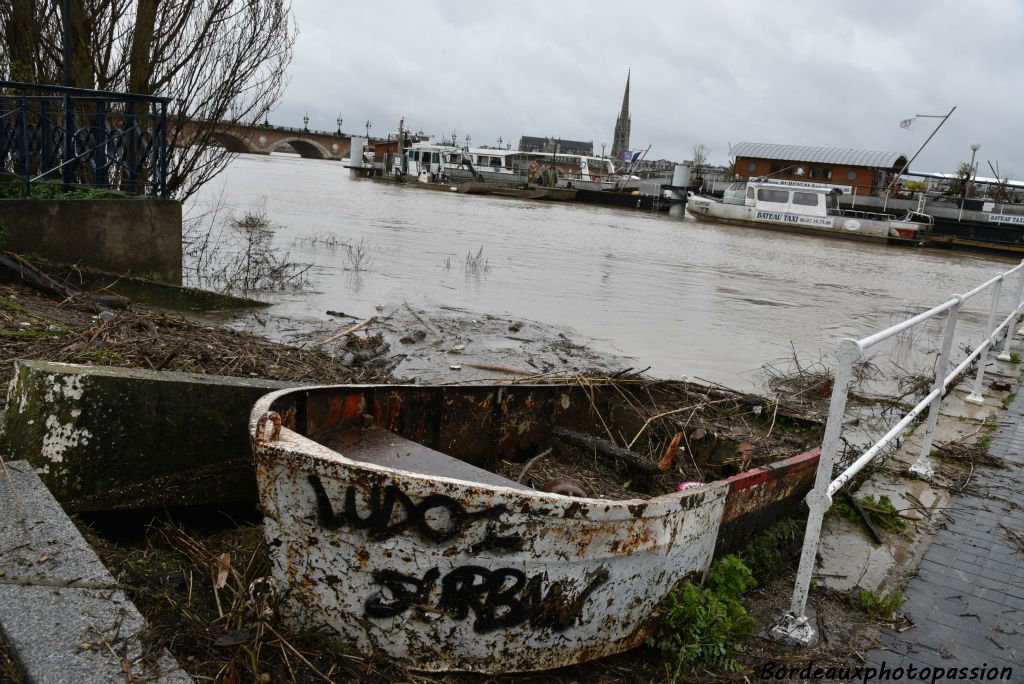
[{"left": 0, "top": 80, "right": 170, "bottom": 198}]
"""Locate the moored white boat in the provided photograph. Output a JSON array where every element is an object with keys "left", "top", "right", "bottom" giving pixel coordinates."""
[{"left": 688, "top": 178, "right": 931, "bottom": 243}]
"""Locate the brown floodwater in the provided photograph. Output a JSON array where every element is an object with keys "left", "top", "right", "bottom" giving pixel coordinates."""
[{"left": 189, "top": 154, "right": 1019, "bottom": 392}]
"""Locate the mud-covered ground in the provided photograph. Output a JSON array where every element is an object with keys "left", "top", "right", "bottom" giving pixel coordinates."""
[{"left": 224, "top": 300, "right": 636, "bottom": 385}]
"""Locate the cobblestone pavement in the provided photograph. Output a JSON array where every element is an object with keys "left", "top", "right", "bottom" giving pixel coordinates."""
[{"left": 867, "top": 391, "right": 1024, "bottom": 682}]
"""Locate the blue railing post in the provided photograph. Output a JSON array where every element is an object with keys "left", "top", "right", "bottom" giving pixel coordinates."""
[
  {"left": 40, "top": 99, "right": 53, "bottom": 179},
  {"left": 18, "top": 93, "right": 30, "bottom": 196},
  {"left": 159, "top": 100, "right": 168, "bottom": 197},
  {"left": 93, "top": 98, "right": 107, "bottom": 189},
  {"left": 62, "top": 91, "right": 74, "bottom": 190}
]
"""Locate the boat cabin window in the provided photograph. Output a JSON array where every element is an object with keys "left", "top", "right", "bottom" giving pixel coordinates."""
[
  {"left": 746, "top": 187, "right": 755, "bottom": 200},
  {"left": 792, "top": 191, "right": 819, "bottom": 207},
  {"left": 409, "top": 150, "right": 419, "bottom": 162},
  {"left": 757, "top": 188, "right": 790, "bottom": 203},
  {"left": 491, "top": 157, "right": 501, "bottom": 168}
]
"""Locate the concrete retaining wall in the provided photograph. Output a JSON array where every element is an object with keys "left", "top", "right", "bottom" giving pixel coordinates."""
[
  {"left": 2, "top": 360, "right": 294, "bottom": 511},
  {"left": 0, "top": 198, "right": 182, "bottom": 285}
]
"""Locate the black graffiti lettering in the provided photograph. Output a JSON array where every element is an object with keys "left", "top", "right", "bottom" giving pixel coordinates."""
[
  {"left": 309, "top": 474, "right": 345, "bottom": 531},
  {"left": 439, "top": 566, "right": 492, "bottom": 622},
  {"left": 415, "top": 493, "right": 469, "bottom": 542},
  {"left": 307, "top": 475, "right": 507, "bottom": 543},
  {"left": 364, "top": 567, "right": 440, "bottom": 618},
  {"left": 469, "top": 525, "right": 524, "bottom": 554},
  {"left": 478, "top": 568, "right": 527, "bottom": 631},
  {"left": 366, "top": 565, "right": 609, "bottom": 633}
]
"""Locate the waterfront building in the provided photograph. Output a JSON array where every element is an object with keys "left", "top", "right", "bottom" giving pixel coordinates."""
[
  {"left": 518, "top": 136, "right": 593, "bottom": 156},
  {"left": 730, "top": 142, "right": 909, "bottom": 196}
]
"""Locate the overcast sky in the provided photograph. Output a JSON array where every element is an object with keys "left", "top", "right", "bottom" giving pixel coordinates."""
[{"left": 275, "top": 0, "right": 1024, "bottom": 177}]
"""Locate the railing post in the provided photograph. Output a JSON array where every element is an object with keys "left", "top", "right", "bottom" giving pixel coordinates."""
[
  {"left": 997, "top": 262, "right": 1024, "bottom": 361},
  {"left": 159, "top": 100, "right": 168, "bottom": 198},
  {"left": 966, "top": 276, "right": 1004, "bottom": 405},
  {"left": 62, "top": 92, "right": 75, "bottom": 190},
  {"left": 910, "top": 297, "right": 963, "bottom": 479},
  {"left": 17, "top": 92, "right": 30, "bottom": 196},
  {"left": 772, "top": 338, "right": 861, "bottom": 646},
  {"left": 93, "top": 98, "right": 107, "bottom": 189}
]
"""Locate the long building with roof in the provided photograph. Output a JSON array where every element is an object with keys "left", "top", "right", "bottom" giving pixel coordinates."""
[
  {"left": 731, "top": 142, "right": 909, "bottom": 196},
  {"left": 518, "top": 135, "right": 593, "bottom": 156}
]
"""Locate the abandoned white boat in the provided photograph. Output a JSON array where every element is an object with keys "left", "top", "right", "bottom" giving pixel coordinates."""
[
  {"left": 249, "top": 382, "right": 819, "bottom": 672},
  {"left": 688, "top": 178, "right": 932, "bottom": 243}
]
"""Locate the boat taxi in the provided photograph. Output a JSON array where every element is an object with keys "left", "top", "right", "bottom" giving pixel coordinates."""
[{"left": 688, "top": 178, "right": 931, "bottom": 243}]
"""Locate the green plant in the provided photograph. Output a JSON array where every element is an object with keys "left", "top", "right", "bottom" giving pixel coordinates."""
[
  {"left": 830, "top": 494, "right": 908, "bottom": 535},
  {"left": 1010, "top": 351, "right": 1021, "bottom": 364},
  {"left": 0, "top": 179, "right": 114, "bottom": 199},
  {"left": 738, "top": 517, "right": 802, "bottom": 579},
  {"left": 658, "top": 555, "right": 756, "bottom": 679},
  {"left": 1002, "top": 392, "right": 1016, "bottom": 409},
  {"left": 853, "top": 590, "right": 907, "bottom": 619}
]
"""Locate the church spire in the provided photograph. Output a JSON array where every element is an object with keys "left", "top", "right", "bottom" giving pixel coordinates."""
[
  {"left": 619, "top": 69, "right": 630, "bottom": 119},
  {"left": 610, "top": 70, "right": 632, "bottom": 163}
]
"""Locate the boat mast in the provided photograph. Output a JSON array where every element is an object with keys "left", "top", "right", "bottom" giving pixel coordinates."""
[{"left": 884, "top": 105, "right": 956, "bottom": 199}]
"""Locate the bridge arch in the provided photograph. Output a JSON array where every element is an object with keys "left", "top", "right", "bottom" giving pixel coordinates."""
[
  {"left": 208, "top": 130, "right": 257, "bottom": 154},
  {"left": 270, "top": 137, "right": 331, "bottom": 159}
]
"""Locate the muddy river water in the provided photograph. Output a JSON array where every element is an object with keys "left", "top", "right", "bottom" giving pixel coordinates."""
[{"left": 189, "top": 154, "right": 1018, "bottom": 392}]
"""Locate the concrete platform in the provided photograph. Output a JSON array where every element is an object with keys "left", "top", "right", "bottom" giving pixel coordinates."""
[
  {"left": 0, "top": 459, "right": 192, "bottom": 683},
  {"left": 866, "top": 386, "right": 1024, "bottom": 679}
]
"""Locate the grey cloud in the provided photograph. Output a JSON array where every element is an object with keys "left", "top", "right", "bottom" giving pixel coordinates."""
[{"left": 279, "top": 0, "right": 1024, "bottom": 174}]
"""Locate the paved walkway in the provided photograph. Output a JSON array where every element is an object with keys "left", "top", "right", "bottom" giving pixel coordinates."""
[{"left": 867, "top": 391, "right": 1024, "bottom": 680}]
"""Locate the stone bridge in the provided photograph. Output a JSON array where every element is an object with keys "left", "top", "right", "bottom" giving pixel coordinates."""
[{"left": 178, "top": 120, "right": 365, "bottom": 160}]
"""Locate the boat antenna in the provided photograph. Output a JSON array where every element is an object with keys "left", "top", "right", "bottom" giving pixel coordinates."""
[{"left": 885, "top": 105, "right": 956, "bottom": 194}]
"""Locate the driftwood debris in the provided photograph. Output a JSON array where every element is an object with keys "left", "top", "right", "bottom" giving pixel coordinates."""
[
  {"left": 0, "top": 251, "right": 128, "bottom": 312},
  {"left": 657, "top": 431, "right": 683, "bottom": 472},
  {"left": 553, "top": 426, "right": 661, "bottom": 475},
  {"left": 321, "top": 315, "right": 376, "bottom": 345},
  {"left": 844, "top": 491, "right": 883, "bottom": 545}
]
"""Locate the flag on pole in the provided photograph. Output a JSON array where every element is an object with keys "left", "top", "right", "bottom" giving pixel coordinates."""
[{"left": 899, "top": 118, "right": 914, "bottom": 130}]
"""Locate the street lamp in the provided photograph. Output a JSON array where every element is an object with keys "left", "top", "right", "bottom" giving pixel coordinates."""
[
  {"left": 958, "top": 141, "right": 981, "bottom": 221},
  {"left": 336, "top": 115, "right": 342, "bottom": 135},
  {"left": 497, "top": 136, "right": 502, "bottom": 148},
  {"left": 365, "top": 120, "right": 371, "bottom": 138},
  {"left": 601, "top": 141, "right": 607, "bottom": 159},
  {"left": 303, "top": 112, "right": 309, "bottom": 132},
  {"left": 465, "top": 134, "right": 471, "bottom": 150}
]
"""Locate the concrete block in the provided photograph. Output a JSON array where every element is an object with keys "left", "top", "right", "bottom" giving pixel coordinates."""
[
  {"left": 1, "top": 198, "right": 183, "bottom": 285},
  {"left": 0, "top": 585, "right": 191, "bottom": 683},
  {"left": 3, "top": 360, "right": 294, "bottom": 510},
  {"left": 0, "top": 461, "right": 191, "bottom": 683},
  {"left": 0, "top": 461, "right": 113, "bottom": 585}
]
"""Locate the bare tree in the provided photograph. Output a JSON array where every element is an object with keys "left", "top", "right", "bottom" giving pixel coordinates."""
[
  {"left": 691, "top": 144, "right": 709, "bottom": 177},
  {"left": 0, "top": 1, "right": 60, "bottom": 82},
  {"left": 2, "top": 0, "right": 296, "bottom": 200}
]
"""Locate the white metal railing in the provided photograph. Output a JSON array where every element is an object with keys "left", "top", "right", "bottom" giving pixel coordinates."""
[{"left": 772, "top": 258, "right": 1024, "bottom": 646}]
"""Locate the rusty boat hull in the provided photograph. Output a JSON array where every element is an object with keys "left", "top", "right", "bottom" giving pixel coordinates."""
[{"left": 249, "top": 383, "right": 819, "bottom": 673}]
